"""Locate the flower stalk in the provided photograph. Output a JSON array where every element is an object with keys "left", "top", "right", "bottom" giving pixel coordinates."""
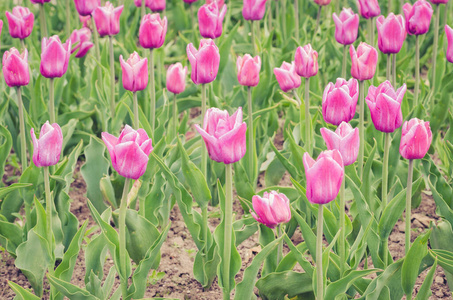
[
  {"left": 414, "top": 35, "right": 420, "bottom": 107},
  {"left": 431, "top": 4, "right": 440, "bottom": 95},
  {"left": 223, "top": 163, "right": 233, "bottom": 300},
  {"left": 133, "top": 92, "right": 139, "bottom": 129},
  {"left": 339, "top": 177, "right": 345, "bottom": 276},
  {"left": 39, "top": 4, "right": 48, "bottom": 38},
  {"left": 119, "top": 178, "right": 131, "bottom": 299},
  {"left": 382, "top": 132, "right": 391, "bottom": 266},
  {"left": 49, "top": 78, "right": 55, "bottom": 124},
  {"left": 358, "top": 81, "right": 365, "bottom": 179},
  {"left": 294, "top": 0, "right": 299, "bottom": 42},
  {"left": 405, "top": 159, "right": 414, "bottom": 254},
  {"left": 342, "top": 44, "right": 347, "bottom": 78},
  {"left": 316, "top": 204, "right": 324, "bottom": 300},
  {"left": 247, "top": 86, "right": 254, "bottom": 182},
  {"left": 16, "top": 87, "right": 27, "bottom": 170},
  {"left": 109, "top": 36, "right": 116, "bottom": 118},
  {"left": 173, "top": 93, "right": 178, "bottom": 139},
  {"left": 149, "top": 49, "right": 155, "bottom": 131}
]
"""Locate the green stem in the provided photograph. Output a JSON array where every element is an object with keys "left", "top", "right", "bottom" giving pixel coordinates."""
[
  {"left": 405, "top": 159, "right": 414, "bottom": 255},
  {"left": 66, "top": 0, "right": 71, "bottom": 37},
  {"left": 201, "top": 84, "right": 207, "bottom": 176},
  {"left": 43, "top": 167, "right": 54, "bottom": 271},
  {"left": 247, "top": 87, "right": 254, "bottom": 182},
  {"left": 202, "top": 205, "right": 208, "bottom": 256},
  {"left": 443, "top": 2, "right": 448, "bottom": 29},
  {"left": 141, "top": 0, "right": 146, "bottom": 18},
  {"left": 49, "top": 78, "right": 55, "bottom": 124},
  {"left": 39, "top": 4, "right": 48, "bottom": 39},
  {"left": 304, "top": 78, "right": 311, "bottom": 155},
  {"left": 392, "top": 53, "right": 396, "bottom": 87},
  {"left": 294, "top": 0, "right": 299, "bottom": 42},
  {"left": 119, "top": 178, "right": 131, "bottom": 299},
  {"left": 276, "top": 224, "right": 282, "bottom": 266},
  {"left": 339, "top": 177, "right": 345, "bottom": 276},
  {"left": 431, "top": 4, "right": 440, "bottom": 95},
  {"left": 358, "top": 81, "right": 365, "bottom": 179},
  {"left": 133, "top": 92, "right": 139, "bottom": 129},
  {"left": 386, "top": 54, "right": 391, "bottom": 81},
  {"left": 388, "top": 0, "right": 392, "bottom": 14},
  {"left": 16, "top": 87, "right": 27, "bottom": 170},
  {"left": 20, "top": 39, "right": 25, "bottom": 51},
  {"left": 414, "top": 35, "right": 420, "bottom": 107},
  {"left": 371, "top": 17, "right": 375, "bottom": 48},
  {"left": 382, "top": 132, "right": 391, "bottom": 266},
  {"left": 109, "top": 36, "right": 116, "bottom": 118},
  {"left": 315, "top": 6, "right": 322, "bottom": 36},
  {"left": 173, "top": 93, "right": 178, "bottom": 139},
  {"left": 282, "top": 0, "right": 286, "bottom": 39},
  {"left": 190, "top": 4, "right": 196, "bottom": 42},
  {"left": 316, "top": 204, "right": 324, "bottom": 300},
  {"left": 268, "top": 0, "right": 272, "bottom": 34},
  {"left": 276, "top": 0, "right": 280, "bottom": 40},
  {"left": 251, "top": 21, "right": 256, "bottom": 55},
  {"left": 342, "top": 44, "right": 347, "bottom": 78},
  {"left": 92, "top": 22, "right": 103, "bottom": 90},
  {"left": 223, "top": 163, "right": 233, "bottom": 300},
  {"left": 149, "top": 49, "right": 155, "bottom": 131}
]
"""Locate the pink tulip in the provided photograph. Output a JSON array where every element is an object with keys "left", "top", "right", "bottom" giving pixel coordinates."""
[
  {"left": 350, "top": 42, "right": 378, "bottom": 81},
  {"left": 147, "top": 0, "right": 166, "bottom": 11},
  {"left": 30, "top": 0, "right": 50, "bottom": 3},
  {"left": 403, "top": 0, "right": 433, "bottom": 35},
  {"left": 120, "top": 52, "right": 149, "bottom": 92},
  {"left": 2, "top": 48, "right": 30, "bottom": 87},
  {"left": 250, "top": 191, "right": 291, "bottom": 228},
  {"left": 314, "top": 0, "right": 332, "bottom": 6},
  {"left": 376, "top": 13, "right": 406, "bottom": 54},
  {"left": 273, "top": 61, "right": 301, "bottom": 93},
  {"left": 303, "top": 150, "right": 344, "bottom": 205},
  {"left": 5, "top": 6, "right": 34, "bottom": 40},
  {"left": 366, "top": 81, "right": 406, "bottom": 133},
  {"left": 333, "top": 8, "right": 359, "bottom": 45},
  {"left": 357, "top": 0, "right": 380, "bottom": 19},
  {"left": 198, "top": 2, "right": 227, "bottom": 39},
  {"left": 322, "top": 78, "right": 358, "bottom": 125},
  {"left": 194, "top": 107, "right": 247, "bottom": 164},
  {"left": 237, "top": 54, "right": 261, "bottom": 87},
  {"left": 183, "top": 0, "right": 198, "bottom": 3},
  {"left": 430, "top": 0, "right": 448, "bottom": 3},
  {"left": 40, "top": 36, "right": 71, "bottom": 79},
  {"left": 187, "top": 39, "right": 220, "bottom": 84},
  {"left": 79, "top": 15, "right": 91, "bottom": 28},
  {"left": 294, "top": 44, "right": 318, "bottom": 78},
  {"left": 139, "top": 13, "right": 167, "bottom": 49},
  {"left": 321, "top": 122, "right": 359, "bottom": 166},
  {"left": 446, "top": 25, "right": 453, "bottom": 63},
  {"left": 166, "top": 63, "right": 187, "bottom": 94},
  {"left": 207, "top": 0, "right": 225, "bottom": 6},
  {"left": 30, "top": 121, "right": 63, "bottom": 167},
  {"left": 69, "top": 28, "right": 94, "bottom": 58},
  {"left": 93, "top": 2, "right": 124, "bottom": 37},
  {"left": 74, "top": 0, "right": 100, "bottom": 16},
  {"left": 102, "top": 125, "right": 154, "bottom": 180},
  {"left": 399, "top": 118, "right": 432, "bottom": 160},
  {"left": 242, "top": 0, "right": 267, "bottom": 21}
]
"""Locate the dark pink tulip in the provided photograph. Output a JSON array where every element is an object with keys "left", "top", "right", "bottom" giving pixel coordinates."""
[
  {"left": 294, "top": 44, "right": 318, "bottom": 78},
  {"left": 376, "top": 13, "right": 406, "bottom": 54},
  {"left": 357, "top": 0, "right": 380, "bottom": 19},
  {"left": 303, "top": 150, "right": 344, "bottom": 205},
  {"left": 139, "top": 13, "right": 167, "bottom": 49},
  {"left": 333, "top": 8, "right": 359, "bottom": 45},
  {"left": 69, "top": 28, "right": 93, "bottom": 58},
  {"left": 102, "top": 125, "right": 154, "bottom": 180},
  {"left": 430, "top": 0, "right": 448, "bottom": 3},
  {"left": 198, "top": 2, "right": 227, "bottom": 39},
  {"left": 120, "top": 52, "right": 149, "bottom": 92},
  {"left": 5, "top": 6, "right": 34, "bottom": 40},
  {"left": 195, "top": 107, "right": 247, "bottom": 164},
  {"left": 446, "top": 25, "right": 453, "bottom": 63},
  {"left": 273, "top": 61, "right": 301, "bottom": 92},
  {"left": 403, "top": 0, "right": 433, "bottom": 35},
  {"left": 79, "top": 15, "right": 91, "bottom": 28},
  {"left": 183, "top": 0, "right": 198, "bottom": 3},
  {"left": 30, "top": 0, "right": 50, "bottom": 3},
  {"left": 40, "top": 36, "right": 71, "bottom": 79},
  {"left": 147, "top": 0, "right": 166, "bottom": 11},
  {"left": 314, "top": 0, "right": 331, "bottom": 5},
  {"left": 250, "top": 191, "right": 291, "bottom": 228},
  {"left": 242, "top": 0, "right": 267, "bottom": 21},
  {"left": 187, "top": 39, "right": 220, "bottom": 84},
  {"left": 166, "top": 63, "right": 187, "bottom": 94},
  {"left": 322, "top": 78, "right": 358, "bottom": 125},
  {"left": 366, "top": 81, "right": 406, "bottom": 133},
  {"left": 74, "top": 0, "right": 100, "bottom": 16},
  {"left": 321, "top": 122, "right": 359, "bottom": 166},
  {"left": 350, "top": 42, "right": 378, "bottom": 81},
  {"left": 207, "top": 0, "right": 225, "bottom": 6},
  {"left": 399, "top": 118, "right": 432, "bottom": 160},
  {"left": 30, "top": 121, "right": 63, "bottom": 167},
  {"left": 237, "top": 54, "right": 261, "bottom": 87},
  {"left": 93, "top": 2, "right": 124, "bottom": 37},
  {"left": 2, "top": 48, "right": 30, "bottom": 87}
]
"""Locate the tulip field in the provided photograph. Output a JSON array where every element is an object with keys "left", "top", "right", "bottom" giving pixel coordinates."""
[{"left": 1, "top": 0, "right": 453, "bottom": 298}]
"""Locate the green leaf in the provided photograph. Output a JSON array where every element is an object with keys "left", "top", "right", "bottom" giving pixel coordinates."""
[
  {"left": 358, "top": 259, "right": 404, "bottom": 300},
  {"left": 8, "top": 281, "right": 40, "bottom": 300},
  {"left": 256, "top": 271, "right": 313, "bottom": 300},
  {"left": 0, "top": 183, "right": 32, "bottom": 199},
  {"left": 292, "top": 208, "right": 316, "bottom": 260},
  {"left": 281, "top": 234, "right": 314, "bottom": 277},
  {"left": 402, "top": 231, "right": 431, "bottom": 296},
  {"left": 325, "top": 269, "right": 379, "bottom": 299},
  {"left": 414, "top": 258, "right": 437, "bottom": 300},
  {"left": 84, "top": 233, "right": 109, "bottom": 283},
  {"left": 268, "top": 137, "right": 300, "bottom": 180},
  {"left": 0, "top": 219, "right": 23, "bottom": 255},
  {"left": 48, "top": 275, "right": 100, "bottom": 300},
  {"left": 0, "top": 124, "right": 12, "bottom": 181}
]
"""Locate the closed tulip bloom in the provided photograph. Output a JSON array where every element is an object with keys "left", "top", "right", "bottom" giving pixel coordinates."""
[
  {"left": 237, "top": 54, "right": 261, "bottom": 87},
  {"left": 446, "top": 25, "right": 453, "bottom": 63},
  {"left": 183, "top": 0, "right": 198, "bottom": 3},
  {"left": 251, "top": 191, "right": 291, "bottom": 228},
  {"left": 30, "top": 0, "right": 50, "bottom": 3},
  {"left": 120, "top": 52, "right": 149, "bottom": 92},
  {"left": 399, "top": 118, "right": 432, "bottom": 159},
  {"left": 403, "top": 0, "right": 433, "bottom": 35},
  {"left": 198, "top": 2, "right": 227, "bottom": 39},
  {"left": 357, "top": 0, "right": 380, "bottom": 19},
  {"left": 242, "top": 0, "right": 267, "bottom": 21},
  {"left": 30, "top": 121, "right": 63, "bottom": 167},
  {"left": 366, "top": 81, "right": 406, "bottom": 133},
  {"left": 303, "top": 150, "right": 344, "bottom": 205},
  {"left": 322, "top": 78, "right": 358, "bottom": 125},
  {"left": 93, "top": 2, "right": 124, "bottom": 37},
  {"left": 350, "top": 42, "right": 378, "bottom": 81},
  {"left": 74, "top": 0, "right": 100, "bottom": 16},
  {"left": 40, "top": 36, "right": 71, "bottom": 79},
  {"left": 69, "top": 28, "right": 94, "bottom": 58},
  {"left": 430, "top": 0, "right": 448, "bottom": 3},
  {"left": 187, "top": 39, "right": 220, "bottom": 84},
  {"left": 195, "top": 107, "right": 247, "bottom": 164},
  {"left": 5, "top": 6, "right": 34, "bottom": 40},
  {"left": 294, "top": 44, "right": 318, "bottom": 78},
  {"left": 333, "top": 8, "right": 359, "bottom": 45},
  {"left": 321, "top": 122, "right": 359, "bottom": 166},
  {"left": 273, "top": 61, "right": 301, "bottom": 92},
  {"left": 166, "top": 63, "right": 187, "bottom": 94},
  {"left": 314, "top": 0, "right": 332, "bottom": 6},
  {"left": 147, "top": 0, "right": 166, "bottom": 11},
  {"left": 139, "top": 13, "right": 167, "bottom": 49},
  {"left": 376, "top": 14, "right": 406, "bottom": 54},
  {"left": 2, "top": 48, "right": 30, "bottom": 87},
  {"left": 102, "top": 125, "right": 154, "bottom": 179}
]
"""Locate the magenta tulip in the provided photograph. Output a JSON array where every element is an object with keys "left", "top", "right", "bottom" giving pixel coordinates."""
[
  {"left": 207, "top": 0, "right": 225, "bottom": 6},
  {"left": 198, "top": 2, "right": 227, "bottom": 39},
  {"left": 399, "top": 118, "right": 432, "bottom": 160},
  {"left": 403, "top": 0, "right": 433, "bottom": 35},
  {"left": 5, "top": 6, "right": 34, "bottom": 40},
  {"left": 273, "top": 61, "right": 301, "bottom": 93},
  {"left": 187, "top": 39, "right": 220, "bottom": 85},
  {"left": 237, "top": 54, "right": 261, "bottom": 87},
  {"left": 69, "top": 28, "right": 94, "bottom": 58},
  {"left": 251, "top": 191, "right": 291, "bottom": 228},
  {"left": 74, "top": 0, "right": 100, "bottom": 16},
  {"left": 166, "top": 63, "right": 187, "bottom": 94},
  {"left": 2, "top": 48, "right": 30, "bottom": 87},
  {"left": 30, "top": 121, "right": 63, "bottom": 167},
  {"left": 446, "top": 25, "right": 453, "bottom": 63},
  {"left": 314, "top": 0, "right": 331, "bottom": 5},
  {"left": 120, "top": 52, "right": 149, "bottom": 92},
  {"left": 30, "top": 0, "right": 50, "bottom": 3},
  {"left": 430, "top": 0, "right": 448, "bottom": 3},
  {"left": 242, "top": 0, "right": 267, "bottom": 21},
  {"left": 102, "top": 125, "right": 153, "bottom": 180},
  {"left": 303, "top": 150, "right": 344, "bottom": 205},
  {"left": 376, "top": 13, "right": 406, "bottom": 54},
  {"left": 93, "top": 2, "right": 124, "bottom": 37},
  {"left": 321, "top": 122, "right": 360, "bottom": 166},
  {"left": 40, "top": 36, "right": 71, "bottom": 79},
  {"left": 350, "top": 42, "right": 378, "bottom": 81},
  {"left": 294, "top": 44, "right": 318, "bottom": 78},
  {"left": 366, "top": 81, "right": 406, "bottom": 133},
  {"left": 139, "top": 13, "right": 167, "bottom": 49},
  {"left": 147, "top": 0, "right": 166, "bottom": 11},
  {"left": 322, "top": 78, "right": 358, "bottom": 125},
  {"left": 183, "top": 0, "right": 198, "bottom": 3},
  {"left": 333, "top": 8, "right": 359, "bottom": 45},
  {"left": 357, "top": 0, "right": 380, "bottom": 19},
  {"left": 194, "top": 107, "right": 247, "bottom": 164}
]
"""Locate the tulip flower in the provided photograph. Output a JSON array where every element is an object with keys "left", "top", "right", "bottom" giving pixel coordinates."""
[
  {"left": 314, "top": 0, "right": 331, "bottom": 5},
  {"left": 322, "top": 78, "right": 358, "bottom": 126},
  {"left": 69, "top": 28, "right": 94, "bottom": 58},
  {"left": 5, "top": 6, "right": 34, "bottom": 40},
  {"left": 242, "top": 0, "right": 267, "bottom": 21},
  {"left": 403, "top": 0, "right": 433, "bottom": 35},
  {"left": 333, "top": 8, "right": 359, "bottom": 45},
  {"left": 148, "top": 0, "right": 166, "bottom": 11},
  {"left": 251, "top": 191, "right": 291, "bottom": 228},
  {"left": 376, "top": 13, "right": 406, "bottom": 54},
  {"left": 400, "top": 118, "right": 432, "bottom": 160},
  {"left": 184, "top": 0, "right": 198, "bottom": 3},
  {"left": 321, "top": 122, "right": 359, "bottom": 166},
  {"left": 237, "top": 54, "right": 261, "bottom": 87},
  {"left": 198, "top": 2, "right": 227, "bottom": 39},
  {"left": 294, "top": 44, "right": 318, "bottom": 78},
  {"left": 447, "top": 25, "right": 453, "bottom": 63},
  {"left": 207, "top": 0, "right": 224, "bottom": 6},
  {"left": 30, "top": 0, "right": 50, "bottom": 3},
  {"left": 40, "top": 35, "right": 71, "bottom": 79},
  {"left": 430, "top": 0, "right": 448, "bottom": 2},
  {"left": 93, "top": 2, "right": 124, "bottom": 37},
  {"left": 167, "top": 63, "right": 187, "bottom": 94},
  {"left": 273, "top": 61, "right": 301, "bottom": 93},
  {"left": 187, "top": 39, "right": 220, "bottom": 85},
  {"left": 2, "top": 48, "right": 30, "bottom": 87},
  {"left": 30, "top": 121, "right": 63, "bottom": 168},
  {"left": 350, "top": 42, "right": 378, "bottom": 81},
  {"left": 139, "top": 13, "right": 167, "bottom": 49},
  {"left": 357, "top": 0, "right": 380, "bottom": 19},
  {"left": 74, "top": 0, "right": 101, "bottom": 16},
  {"left": 120, "top": 52, "right": 149, "bottom": 92}
]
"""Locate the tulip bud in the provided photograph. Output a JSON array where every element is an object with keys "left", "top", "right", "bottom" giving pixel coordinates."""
[
  {"left": 403, "top": 0, "right": 433, "bottom": 35},
  {"left": 187, "top": 39, "right": 220, "bottom": 84},
  {"left": 120, "top": 52, "right": 149, "bottom": 92},
  {"left": 5, "top": 6, "right": 35, "bottom": 40},
  {"left": 30, "top": 121, "right": 63, "bottom": 167},
  {"left": 322, "top": 78, "right": 358, "bottom": 125},
  {"left": 399, "top": 118, "right": 432, "bottom": 160},
  {"left": 194, "top": 107, "right": 247, "bottom": 164},
  {"left": 70, "top": 28, "right": 94, "bottom": 58},
  {"left": 237, "top": 54, "right": 261, "bottom": 87},
  {"left": 357, "top": 0, "right": 380, "bottom": 19},
  {"left": 314, "top": 0, "right": 332, "bottom": 6},
  {"left": 303, "top": 150, "right": 344, "bottom": 205},
  {"left": 198, "top": 2, "right": 227, "bottom": 39},
  {"left": 332, "top": 8, "right": 359, "bottom": 45},
  {"left": 366, "top": 80, "right": 406, "bottom": 133},
  {"left": 183, "top": 0, "right": 198, "bottom": 3},
  {"left": 30, "top": 0, "right": 51, "bottom": 3},
  {"left": 166, "top": 63, "right": 187, "bottom": 94},
  {"left": 273, "top": 61, "right": 301, "bottom": 93},
  {"left": 250, "top": 191, "right": 291, "bottom": 228},
  {"left": 40, "top": 36, "right": 71, "bottom": 79},
  {"left": 430, "top": 0, "right": 448, "bottom": 3},
  {"left": 376, "top": 13, "right": 406, "bottom": 54},
  {"left": 74, "top": 0, "right": 101, "bottom": 16},
  {"left": 93, "top": 2, "right": 124, "bottom": 37},
  {"left": 350, "top": 42, "right": 378, "bottom": 81},
  {"left": 102, "top": 125, "right": 154, "bottom": 180},
  {"left": 139, "top": 13, "right": 167, "bottom": 49},
  {"left": 294, "top": 44, "right": 318, "bottom": 78},
  {"left": 242, "top": 0, "right": 267, "bottom": 21},
  {"left": 321, "top": 122, "right": 359, "bottom": 166},
  {"left": 148, "top": 0, "right": 166, "bottom": 11},
  {"left": 2, "top": 48, "right": 30, "bottom": 87},
  {"left": 446, "top": 25, "right": 453, "bottom": 63}
]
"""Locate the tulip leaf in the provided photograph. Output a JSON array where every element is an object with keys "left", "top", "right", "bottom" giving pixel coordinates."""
[
  {"left": 268, "top": 137, "right": 300, "bottom": 180},
  {"left": 414, "top": 258, "right": 437, "bottom": 300},
  {"left": 8, "top": 281, "right": 40, "bottom": 300},
  {"left": 256, "top": 270, "right": 314, "bottom": 300},
  {"left": 0, "top": 183, "right": 32, "bottom": 200},
  {"left": 84, "top": 233, "right": 109, "bottom": 284},
  {"left": 233, "top": 216, "right": 259, "bottom": 246},
  {"left": 281, "top": 234, "right": 314, "bottom": 277},
  {"left": 0, "top": 124, "right": 12, "bottom": 181},
  {"left": 0, "top": 219, "right": 23, "bottom": 256},
  {"left": 48, "top": 275, "right": 100, "bottom": 300},
  {"left": 233, "top": 159, "right": 255, "bottom": 205},
  {"left": 291, "top": 208, "right": 317, "bottom": 260},
  {"left": 325, "top": 269, "right": 379, "bottom": 299}
]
